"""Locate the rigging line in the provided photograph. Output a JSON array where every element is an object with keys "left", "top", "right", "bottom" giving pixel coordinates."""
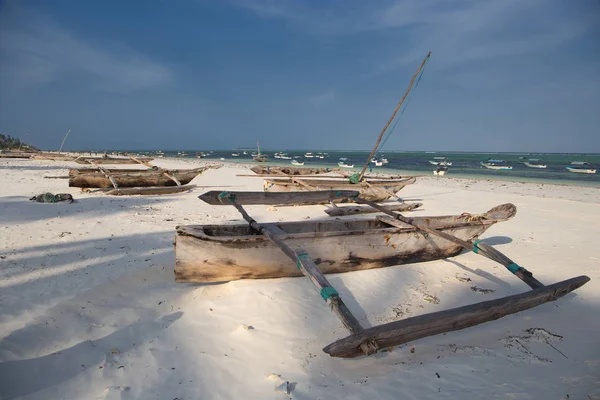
[{"left": 375, "top": 64, "right": 428, "bottom": 155}]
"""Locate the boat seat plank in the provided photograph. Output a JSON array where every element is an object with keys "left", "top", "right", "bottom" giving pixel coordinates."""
[{"left": 377, "top": 215, "right": 414, "bottom": 229}]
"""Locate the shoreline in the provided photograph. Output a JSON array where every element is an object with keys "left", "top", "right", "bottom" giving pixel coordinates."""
[{"left": 1, "top": 156, "right": 599, "bottom": 399}]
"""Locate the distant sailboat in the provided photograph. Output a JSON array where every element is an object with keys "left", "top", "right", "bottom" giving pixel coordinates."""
[{"left": 253, "top": 141, "right": 267, "bottom": 162}]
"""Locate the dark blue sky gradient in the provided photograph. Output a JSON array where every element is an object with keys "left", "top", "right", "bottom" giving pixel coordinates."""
[{"left": 1, "top": 0, "right": 599, "bottom": 152}]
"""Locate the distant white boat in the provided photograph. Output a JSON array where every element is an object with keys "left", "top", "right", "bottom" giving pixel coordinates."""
[
  {"left": 571, "top": 161, "right": 591, "bottom": 166},
  {"left": 429, "top": 157, "right": 452, "bottom": 166},
  {"left": 291, "top": 159, "right": 305, "bottom": 166},
  {"left": 231, "top": 153, "right": 240, "bottom": 157},
  {"left": 338, "top": 158, "right": 354, "bottom": 168},
  {"left": 565, "top": 166, "right": 596, "bottom": 174},
  {"left": 304, "top": 152, "right": 314, "bottom": 158},
  {"left": 520, "top": 158, "right": 546, "bottom": 169},
  {"left": 480, "top": 159, "right": 512, "bottom": 170}
]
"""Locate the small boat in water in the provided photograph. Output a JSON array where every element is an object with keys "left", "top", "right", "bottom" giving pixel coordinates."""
[
  {"left": 565, "top": 165, "right": 596, "bottom": 174},
  {"left": 291, "top": 158, "right": 305, "bottom": 166},
  {"left": 304, "top": 152, "right": 314, "bottom": 158},
  {"left": 480, "top": 159, "right": 513, "bottom": 170},
  {"left": 519, "top": 158, "right": 547, "bottom": 168},
  {"left": 231, "top": 153, "right": 240, "bottom": 157},
  {"left": 338, "top": 158, "right": 354, "bottom": 168},
  {"left": 429, "top": 157, "right": 452, "bottom": 166}
]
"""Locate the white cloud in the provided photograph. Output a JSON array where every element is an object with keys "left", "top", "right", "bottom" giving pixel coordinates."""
[
  {"left": 0, "top": 8, "right": 172, "bottom": 92},
  {"left": 227, "top": 0, "right": 599, "bottom": 73}
]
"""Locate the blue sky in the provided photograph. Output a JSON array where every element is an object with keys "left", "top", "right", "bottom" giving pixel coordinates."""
[{"left": 0, "top": 0, "right": 599, "bottom": 152}]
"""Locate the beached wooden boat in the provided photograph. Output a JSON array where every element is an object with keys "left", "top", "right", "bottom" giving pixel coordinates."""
[
  {"left": 250, "top": 166, "right": 335, "bottom": 175},
  {"left": 262, "top": 177, "right": 416, "bottom": 202},
  {"left": 74, "top": 156, "right": 154, "bottom": 165},
  {"left": 69, "top": 167, "right": 210, "bottom": 188},
  {"left": 32, "top": 153, "right": 78, "bottom": 161},
  {"left": 0, "top": 152, "right": 34, "bottom": 159},
  {"left": 175, "top": 203, "right": 515, "bottom": 282}
]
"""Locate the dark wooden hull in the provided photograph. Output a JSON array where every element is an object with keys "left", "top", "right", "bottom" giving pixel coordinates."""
[
  {"left": 74, "top": 157, "right": 154, "bottom": 165},
  {"left": 175, "top": 204, "right": 516, "bottom": 282},
  {"left": 69, "top": 167, "right": 207, "bottom": 188}
]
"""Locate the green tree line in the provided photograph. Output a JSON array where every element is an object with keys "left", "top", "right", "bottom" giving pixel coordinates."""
[{"left": 0, "top": 134, "right": 37, "bottom": 150}]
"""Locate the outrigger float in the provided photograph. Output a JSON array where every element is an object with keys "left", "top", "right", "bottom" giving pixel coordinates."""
[{"left": 175, "top": 189, "right": 590, "bottom": 358}]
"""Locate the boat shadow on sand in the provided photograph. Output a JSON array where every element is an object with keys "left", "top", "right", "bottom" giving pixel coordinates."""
[
  {"left": 0, "top": 312, "right": 183, "bottom": 399},
  {"left": 0, "top": 195, "right": 179, "bottom": 224}
]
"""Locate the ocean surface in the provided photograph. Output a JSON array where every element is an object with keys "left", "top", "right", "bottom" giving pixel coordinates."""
[{"left": 127, "top": 150, "right": 600, "bottom": 187}]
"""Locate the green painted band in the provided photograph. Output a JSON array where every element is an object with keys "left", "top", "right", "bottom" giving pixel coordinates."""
[
  {"left": 472, "top": 240, "right": 481, "bottom": 254},
  {"left": 296, "top": 253, "right": 309, "bottom": 270},
  {"left": 218, "top": 191, "right": 235, "bottom": 204},
  {"left": 320, "top": 287, "right": 338, "bottom": 301},
  {"left": 507, "top": 263, "right": 522, "bottom": 274}
]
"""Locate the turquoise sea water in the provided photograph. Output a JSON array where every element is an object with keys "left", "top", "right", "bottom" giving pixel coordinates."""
[{"left": 125, "top": 150, "right": 600, "bottom": 187}]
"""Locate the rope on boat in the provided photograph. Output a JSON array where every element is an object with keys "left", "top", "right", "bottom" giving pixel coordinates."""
[
  {"left": 320, "top": 287, "right": 339, "bottom": 301},
  {"left": 218, "top": 191, "right": 235, "bottom": 204},
  {"left": 356, "top": 52, "right": 431, "bottom": 182},
  {"left": 296, "top": 253, "right": 310, "bottom": 270},
  {"left": 472, "top": 240, "right": 527, "bottom": 276}
]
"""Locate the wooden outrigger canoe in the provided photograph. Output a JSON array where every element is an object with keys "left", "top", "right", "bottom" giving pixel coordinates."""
[
  {"left": 175, "top": 203, "right": 515, "bottom": 283},
  {"left": 251, "top": 166, "right": 335, "bottom": 175},
  {"left": 32, "top": 153, "right": 78, "bottom": 161},
  {"left": 74, "top": 156, "right": 154, "bottom": 165},
  {"left": 69, "top": 167, "right": 153, "bottom": 176},
  {"left": 69, "top": 166, "right": 211, "bottom": 188},
  {"left": 263, "top": 177, "right": 416, "bottom": 202}
]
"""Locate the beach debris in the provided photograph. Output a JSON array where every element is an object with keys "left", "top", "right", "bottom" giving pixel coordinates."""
[
  {"left": 267, "top": 206, "right": 277, "bottom": 212},
  {"left": 266, "top": 373, "right": 281, "bottom": 380},
  {"left": 235, "top": 324, "right": 254, "bottom": 332},
  {"left": 30, "top": 192, "right": 74, "bottom": 203},
  {"left": 470, "top": 286, "right": 495, "bottom": 294},
  {"left": 274, "top": 381, "right": 290, "bottom": 395}
]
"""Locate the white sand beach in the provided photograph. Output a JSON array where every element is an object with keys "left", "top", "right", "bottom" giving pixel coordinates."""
[{"left": 1, "top": 157, "right": 599, "bottom": 400}]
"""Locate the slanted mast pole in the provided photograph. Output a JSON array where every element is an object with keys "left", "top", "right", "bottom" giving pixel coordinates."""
[
  {"left": 59, "top": 129, "right": 71, "bottom": 153},
  {"left": 357, "top": 51, "right": 431, "bottom": 181}
]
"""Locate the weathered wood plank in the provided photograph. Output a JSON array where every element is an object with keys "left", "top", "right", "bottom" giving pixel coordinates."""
[
  {"left": 75, "top": 157, "right": 154, "bottom": 165},
  {"left": 323, "top": 275, "right": 590, "bottom": 358},
  {"left": 325, "top": 202, "right": 422, "bottom": 217},
  {"left": 199, "top": 190, "right": 360, "bottom": 206},
  {"left": 104, "top": 185, "right": 194, "bottom": 196}
]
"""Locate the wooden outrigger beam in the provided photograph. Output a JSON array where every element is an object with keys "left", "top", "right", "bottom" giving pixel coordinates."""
[
  {"left": 198, "top": 190, "right": 590, "bottom": 358},
  {"left": 323, "top": 276, "right": 588, "bottom": 357},
  {"left": 130, "top": 156, "right": 182, "bottom": 186},
  {"left": 324, "top": 201, "right": 422, "bottom": 216},
  {"left": 199, "top": 190, "right": 360, "bottom": 206},
  {"left": 90, "top": 161, "right": 119, "bottom": 189},
  {"left": 231, "top": 201, "right": 378, "bottom": 356}
]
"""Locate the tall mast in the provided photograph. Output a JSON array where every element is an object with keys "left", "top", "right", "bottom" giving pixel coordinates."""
[
  {"left": 357, "top": 51, "right": 431, "bottom": 181},
  {"left": 59, "top": 129, "right": 71, "bottom": 153}
]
